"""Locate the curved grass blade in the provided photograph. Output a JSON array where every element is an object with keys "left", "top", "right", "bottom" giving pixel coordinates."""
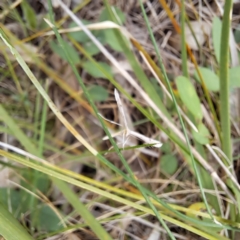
[{"left": 0, "top": 201, "right": 34, "bottom": 240}]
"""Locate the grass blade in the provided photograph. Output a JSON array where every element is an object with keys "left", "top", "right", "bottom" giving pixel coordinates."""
[
  {"left": 0, "top": 202, "right": 34, "bottom": 240},
  {"left": 219, "top": 1, "right": 233, "bottom": 162}
]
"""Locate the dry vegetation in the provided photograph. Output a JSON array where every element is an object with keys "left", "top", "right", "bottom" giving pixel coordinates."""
[{"left": 0, "top": 0, "right": 240, "bottom": 240}]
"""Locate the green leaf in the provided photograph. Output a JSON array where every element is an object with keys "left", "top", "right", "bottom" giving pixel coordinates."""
[
  {"left": 99, "top": 7, "right": 126, "bottom": 25},
  {"left": 82, "top": 61, "right": 112, "bottom": 78},
  {"left": 229, "top": 66, "right": 240, "bottom": 89},
  {"left": 150, "top": 78, "right": 163, "bottom": 99},
  {"left": 21, "top": 0, "right": 37, "bottom": 29},
  {"left": 0, "top": 188, "right": 22, "bottom": 216},
  {"left": 50, "top": 40, "right": 80, "bottom": 64},
  {"left": 68, "top": 20, "right": 91, "bottom": 43},
  {"left": 195, "top": 67, "right": 219, "bottom": 92},
  {"left": 99, "top": 6, "right": 126, "bottom": 52},
  {"left": 176, "top": 76, "right": 202, "bottom": 120},
  {"left": 160, "top": 142, "right": 172, "bottom": 154},
  {"left": 88, "top": 85, "right": 109, "bottom": 102},
  {"left": 102, "top": 29, "right": 124, "bottom": 52},
  {"left": 83, "top": 41, "right": 100, "bottom": 56},
  {"left": 36, "top": 205, "right": 64, "bottom": 232},
  {"left": 36, "top": 173, "right": 51, "bottom": 193},
  {"left": 39, "top": 14, "right": 50, "bottom": 30},
  {"left": 68, "top": 21, "right": 102, "bottom": 56},
  {"left": 234, "top": 24, "right": 240, "bottom": 43},
  {"left": 192, "top": 123, "right": 210, "bottom": 145},
  {"left": 160, "top": 154, "right": 178, "bottom": 175},
  {"left": 212, "top": 17, "right": 222, "bottom": 63}
]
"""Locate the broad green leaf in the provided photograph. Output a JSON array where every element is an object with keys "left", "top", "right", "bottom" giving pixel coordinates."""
[
  {"left": 50, "top": 40, "right": 80, "bottom": 64},
  {"left": 99, "top": 7, "right": 126, "bottom": 52},
  {"left": 234, "top": 24, "right": 240, "bottom": 43},
  {"left": 229, "top": 66, "right": 240, "bottom": 89},
  {"left": 36, "top": 173, "right": 51, "bottom": 193},
  {"left": 68, "top": 20, "right": 91, "bottom": 43},
  {"left": 160, "top": 142, "right": 172, "bottom": 154},
  {"left": 99, "top": 7, "right": 126, "bottom": 25},
  {"left": 212, "top": 17, "right": 222, "bottom": 63},
  {"left": 88, "top": 85, "right": 109, "bottom": 102},
  {"left": 195, "top": 67, "right": 219, "bottom": 92},
  {"left": 0, "top": 188, "right": 22, "bottom": 216},
  {"left": 83, "top": 41, "right": 100, "bottom": 56},
  {"left": 192, "top": 123, "right": 210, "bottom": 145},
  {"left": 160, "top": 154, "right": 178, "bottom": 175},
  {"left": 82, "top": 61, "right": 112, "bottom": 79},
  {"left": 176, "top": 76, "right": 202, "bottom": 120},
  {"left": 21, "top": 0, "right": 37, "bottom": 29},
  {"left": 36, "top": 205, "right": 64, "bottom": 232},
  {"left": 82, "top": 30, "right": 105, "bottom": 56},
  {"left": 102, "top": 29, "right": 124, "bottom": 52}
]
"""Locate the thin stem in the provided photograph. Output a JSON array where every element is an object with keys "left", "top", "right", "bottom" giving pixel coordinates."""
[{"left": 219, "top": 0, "right": 233, "bottom": 163}]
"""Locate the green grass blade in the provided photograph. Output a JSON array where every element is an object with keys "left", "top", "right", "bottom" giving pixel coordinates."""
[
  {"left": 0, "top": 105, "right": 37, "bottom": 152},
  {"left": 54, "top": 179, "right": 113, "bottom": 240},
  {"left": 219, "top": 0, "right": 235, "bottom": 230},
  {"left": 0, "top": 201, "right": 34, "bottom": 240},
  {"left": 33, "top": 87, "right": 41, "bottom": 141},
  {"left": 219, "top": 1, "right": 233, "bottom": 162},
  {"left": 38, "top": 81, "right": 49, "bottom": 155}
]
